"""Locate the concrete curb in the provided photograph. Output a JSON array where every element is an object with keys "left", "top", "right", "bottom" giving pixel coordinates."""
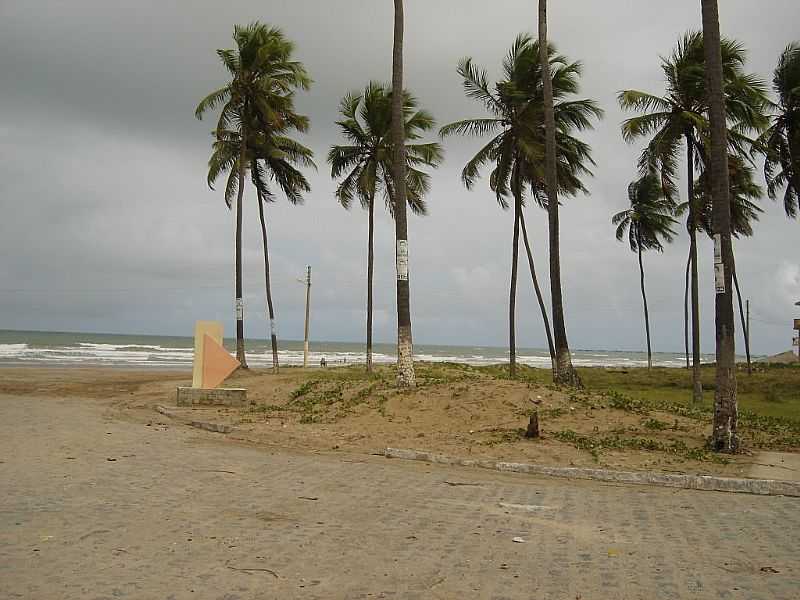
[
  {"left": 154, "top": 405, "right": 234, "bottom": 435},
  {"left": 384, "top": 447, "right": 800, "bottom": 498}
]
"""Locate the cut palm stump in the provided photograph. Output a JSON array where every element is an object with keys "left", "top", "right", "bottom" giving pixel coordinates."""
[
  {"left": 177, "top": 321, "right": 247, "bottom": 406},
  {"left": 525, "top": 410, "right": 540, "bottom": 439}
]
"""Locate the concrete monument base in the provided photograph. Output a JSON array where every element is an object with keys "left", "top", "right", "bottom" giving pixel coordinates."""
[{"left": 176, "top": 387, "right": 247, "bottom": 407}]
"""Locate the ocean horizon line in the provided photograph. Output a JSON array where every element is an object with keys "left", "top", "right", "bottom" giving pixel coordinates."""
[{"left": 0, "top": 327, "right": 735, "bottom": 359}]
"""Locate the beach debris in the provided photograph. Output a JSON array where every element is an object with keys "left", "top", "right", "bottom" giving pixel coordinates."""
[
  {"left": 760, "top": 566, "right": 780, "bottom": 574},
  {"left": 194, "top": 469, "right": 237, "bottom": 475},
  {"left": 79, "top": 529, "right": 111, "bottom": 541},
  {"left": 106, "top": 458, "right": 117, "bottom": 462},
  {"left": 225, "top": 560, "right": 279, "bottom": 578},
  {"left": 500, "top": 502, "right": 556, "bottom": 512},
  {"left": 443, "top": 480, "right": 483, "bottom": 487},
  {"left": 298, "top": 496, "right": 319, "bottom": 501},
  {"left": 512, "top": 537, "right": 526, "bottom": 543}
]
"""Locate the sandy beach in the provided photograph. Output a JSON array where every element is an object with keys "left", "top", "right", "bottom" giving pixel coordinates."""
[
  {"left": 1, "top": 367, "right": 799, "bottom": 599},
  {"left": 2, "top": 365, "right": 798, "bottom": 481}
]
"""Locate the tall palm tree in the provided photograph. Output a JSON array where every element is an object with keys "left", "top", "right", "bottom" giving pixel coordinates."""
[
  {"left": 328, "top": 83, "right": 442, "bottom": 372},
  {"left": 441, "top": 35, "right": 601, "bottom": 378},
  {"left": 196, "top": 23, "right": 311, "bottom": 367},
  {"left": 391, "top": 0, "right": 415, "bottom": 387},
  {"left": 538, "top": 0, "right": 582, "bottom": 387},
  {"left": 613, "top": 174, "right": 678, "bottom": 369},
  {"left": 762, "top": 42, "right": 800, "bottom": 218},
  {"left": 701, "top": 0, "right": 737, "bottom": 453},
  {"left": 206, "top": 125, "right": 314, "bottom": 372},
  {"left": 619, "top": 31, "right": 768, "bottom": 403}
]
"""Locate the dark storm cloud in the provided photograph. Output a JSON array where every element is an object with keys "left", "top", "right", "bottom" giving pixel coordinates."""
[{"left": 1, "top": 0, "right": 798, "bottom": 354}]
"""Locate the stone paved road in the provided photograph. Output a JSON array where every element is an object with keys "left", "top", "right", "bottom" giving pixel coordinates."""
[{"left": 0, "top": 394, "right": 797, "bottom": 600}]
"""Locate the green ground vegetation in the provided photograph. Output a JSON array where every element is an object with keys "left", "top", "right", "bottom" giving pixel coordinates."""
[{"left": 245, "top": 362, "right": 800, "bottom": 457}]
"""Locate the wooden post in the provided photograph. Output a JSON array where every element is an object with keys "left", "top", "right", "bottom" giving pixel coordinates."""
[{"left": 746, "top": 299, "right": 752, "bottom": 374}]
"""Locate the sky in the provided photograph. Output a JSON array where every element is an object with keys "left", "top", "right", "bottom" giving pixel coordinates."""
[{"left": 0, "top": 0, "right": 798, "bottom": 356}]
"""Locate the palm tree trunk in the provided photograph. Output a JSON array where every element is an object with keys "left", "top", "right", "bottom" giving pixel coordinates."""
[
  {"left": 684, "top": 248, "right": 690, "bottom": 369},
  {"left": 732, "top": 266, "right": 751, "bottom": 375},
  {"left": 687, "top": 137, "right": 701, "bottom": 403},
  {"left": 366, "top": 191, "right": 375, "bottom": 372},
  {"left": 539, "top": 0, "right": 580, "bottom": 387},
  {"left": 703, "top": 0, "right": 738, "bottom": 452},
  {"left": 391, "top": 0, "right": 415, "bottom": 387},
  {"left": 234, "top": 129, "right": 248, "bottom": 369},
  {"left": 509, "top": 191, "right": 521, "bottom": 378},
  {"left": 256, "top": 187, "right": 279, "bottom": 373},
  {"left": 638, "top": 242, "right": 652, "bottom": 370},
  {"left": 520, "top": 209, "right": 555, "bottom": 369}
]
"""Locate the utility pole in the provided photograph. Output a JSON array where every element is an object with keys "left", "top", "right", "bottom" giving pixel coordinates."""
[{"left": 303, "top": 266, "right": 311, "bottom": 369}]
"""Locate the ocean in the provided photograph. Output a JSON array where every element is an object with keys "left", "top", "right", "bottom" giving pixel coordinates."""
[{"left": 0, "top": 329, "right": 719, "bottom": 369}]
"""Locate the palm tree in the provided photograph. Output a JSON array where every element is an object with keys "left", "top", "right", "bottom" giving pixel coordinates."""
[
  {"left": 391, "top": 0, "right": 415, "bottom": 387},
  {"left": 619, "top": 31, "right": 768, "bottom": 403},
  {"left": 762, "top": 42, "right": 800, "bottom": 218},
  {"left": 613, "top": 174, "right": 678, "bottom": 369},
  {"left": 692, "top": 155, "right": 763, "bottom": 373},
  {"left": 328, "top": 83, "right": 443, "bottom": 372},
  {"left": 701, "top": 0, "right": 737, "bottom": 453},
  {"left": 441, "top": 35, "right": 601, "bottom": 378},
  {"left": 538, "top": 0, "right": 582, "bottom": 387},
  {"left": 196, "top": 23, "right": 311, "bottom": 367},
  {"left": 207, "top": 125, "right": 314, "bottom": 372}
]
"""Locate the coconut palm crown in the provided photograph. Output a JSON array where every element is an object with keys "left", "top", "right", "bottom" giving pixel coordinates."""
[
  {"left": 761, "top": 42, "right": 800, "bottom": 217},
  {"left": 328, "top": 82, "right": 443, "bottom": 216},
  {"left": 613, "top": 174, "right": 678, "bottom": 253},
  {"left": 441, "top": 34, "right": 602, "bottom": 208}
]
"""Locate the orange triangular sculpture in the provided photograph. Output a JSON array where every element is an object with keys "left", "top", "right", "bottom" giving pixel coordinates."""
[{"left": 201, "top": 334, "right": 240, "bottom": 389}]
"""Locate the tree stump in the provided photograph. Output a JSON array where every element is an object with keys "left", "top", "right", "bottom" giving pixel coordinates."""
[{"left": 525, "top": 410, "right": 540, "bottom": 439}]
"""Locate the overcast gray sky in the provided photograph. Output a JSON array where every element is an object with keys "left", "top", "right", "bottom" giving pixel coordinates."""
[{"left": 1, "top": 0, "right": 798, "bottom": 355}]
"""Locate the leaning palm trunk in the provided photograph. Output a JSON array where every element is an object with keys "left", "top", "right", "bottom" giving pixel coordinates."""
[
  {"left": 703, "top": 0, "right": 738, "bottom": 452},
  {"left": 687, "top": 137, "right": 701, "bottom": 402},
  {"left": 684, "top": 248, "right": 691, "bottom": 369},
  {"left": 256, "top": 187, "right": 279, "bottom": 373},
  {"left": 391, "top": 0, "right": 415, "bottom": 387},
  {"left": 730, "top": 246, "right": 751, "bottom": 375},
  {"left": 732, "top": 266, "right": 751, "bottom": 375},
  {"left": 366, "top": 192, "right": 375, "bottom": 372},
  {"left": 520, "top": 210, "right": 555, "bottom": 369},
  {"left": 539, "top": 0, "right": 580, "bottom": 387},
  {"left": 637, "top": 239, "right": 653, "bottom": 370},
  {"left": 234, "top": 131, "right": 248, "bottom": 368},
  {"left": 509, "top": 192, "right": 522, "bottom": 378}
]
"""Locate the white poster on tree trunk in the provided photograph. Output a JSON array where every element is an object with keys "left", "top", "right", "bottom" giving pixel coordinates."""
[
  {"left": 714, "top": 263, "right": 725, "bottom": 294},
  {"left": 396, "top": 240, "right": 409, "bottom": 281}
]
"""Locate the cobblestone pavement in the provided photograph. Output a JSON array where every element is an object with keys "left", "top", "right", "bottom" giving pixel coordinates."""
[{"left": 0, "top": 394, "right": 797, "bottom": 600}]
